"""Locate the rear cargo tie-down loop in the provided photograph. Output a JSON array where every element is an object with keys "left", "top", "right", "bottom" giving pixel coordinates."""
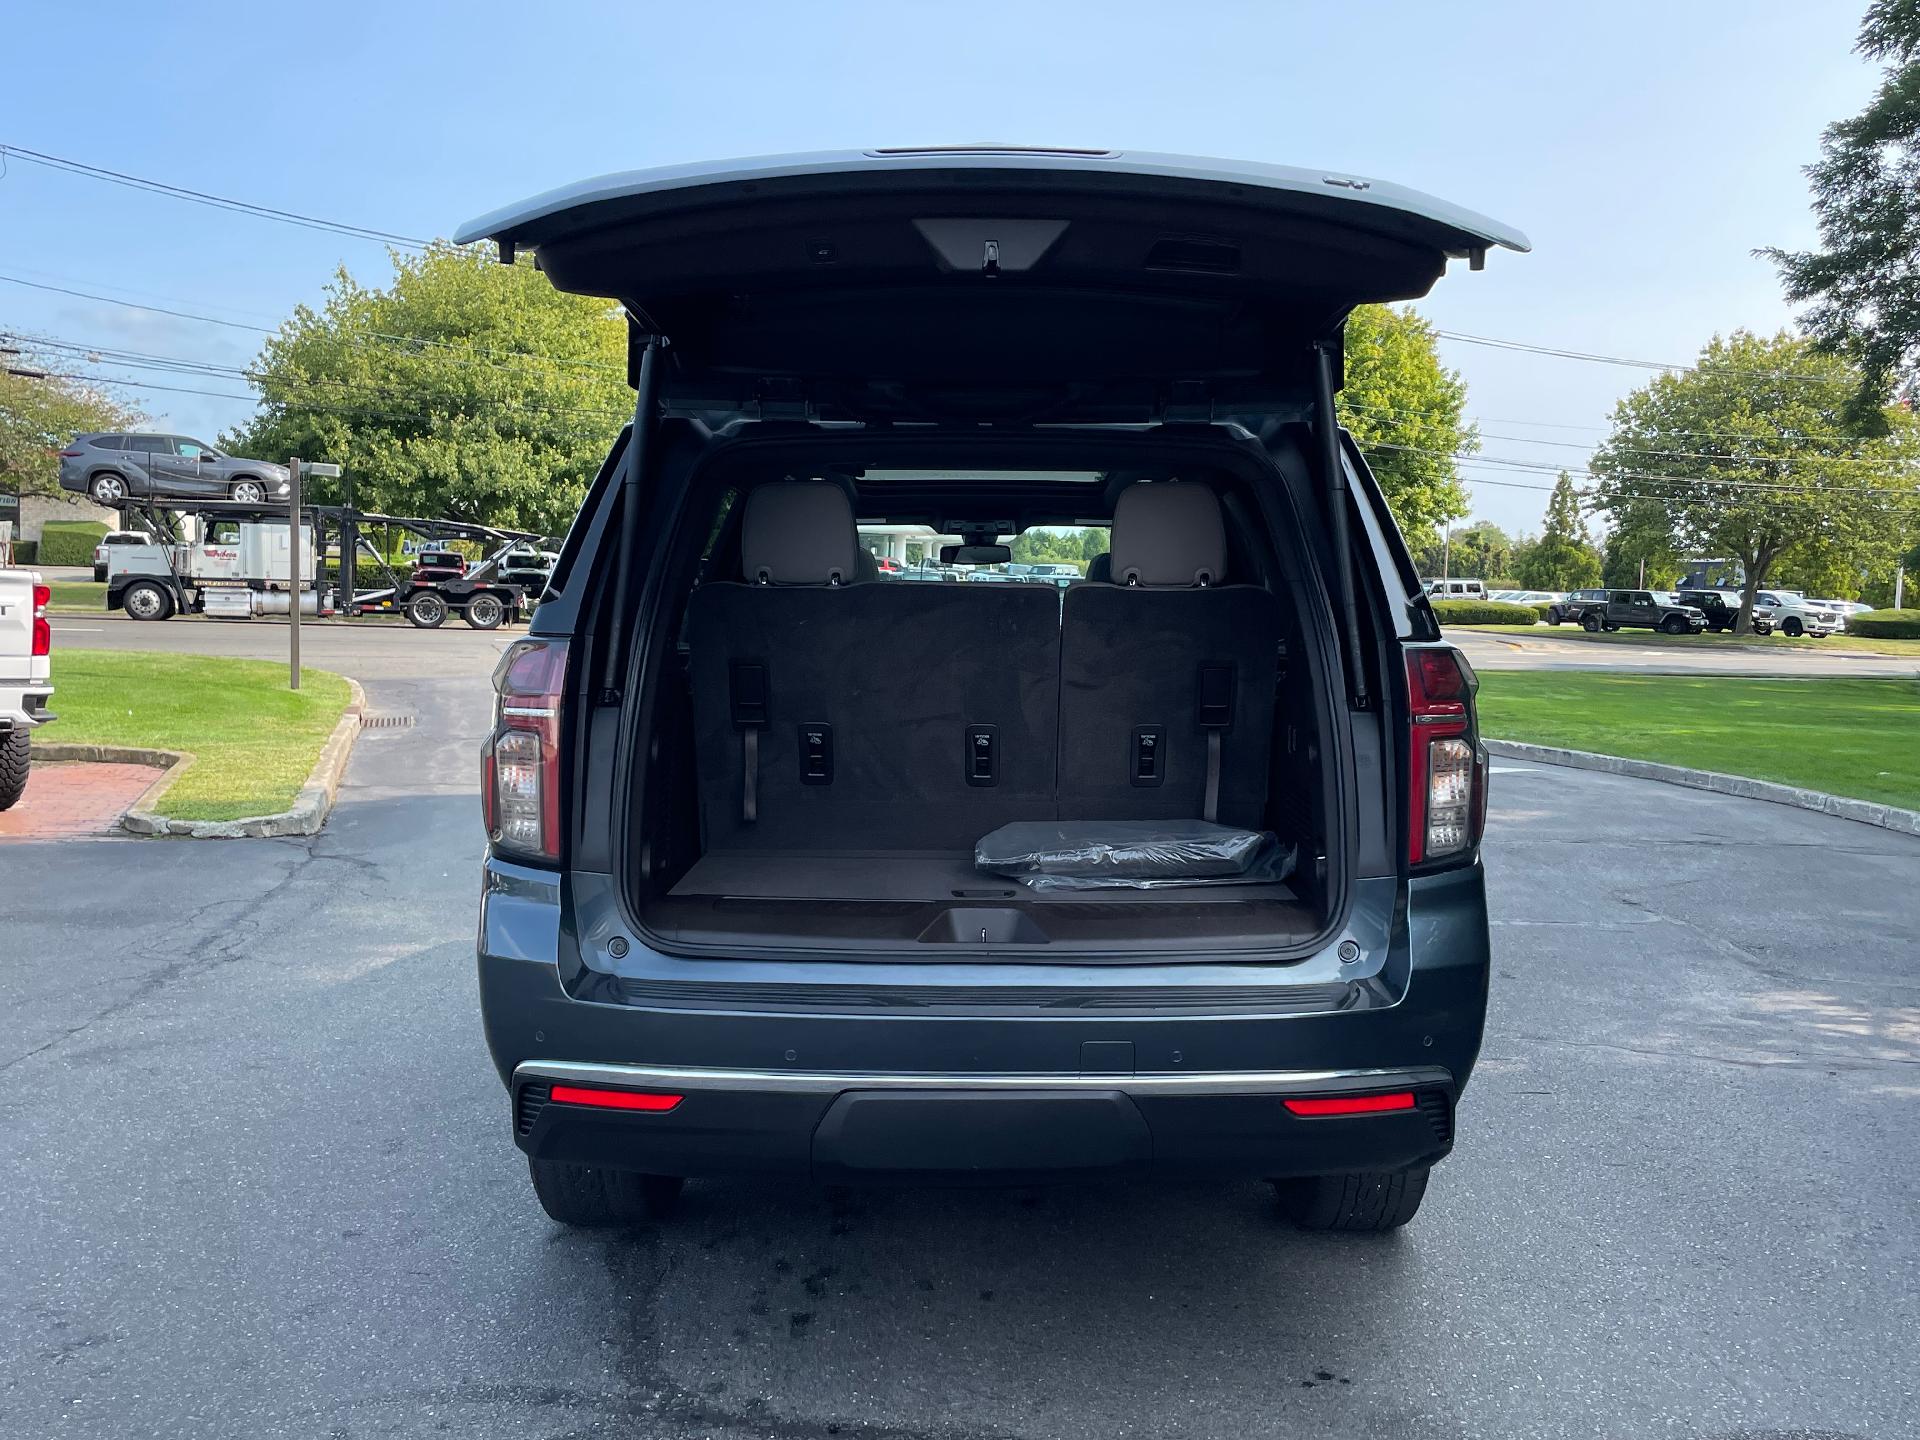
[
  {"left": 1203, "top": 730, "right": 1222, "bottom": 825},
  {"left": 742, "top": 729, "right": 759, "bottom": 822}
]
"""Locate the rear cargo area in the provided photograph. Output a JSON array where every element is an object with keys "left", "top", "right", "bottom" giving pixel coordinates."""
[{"left": 627, "top": 452, "right": 1344, "bottom": 960}]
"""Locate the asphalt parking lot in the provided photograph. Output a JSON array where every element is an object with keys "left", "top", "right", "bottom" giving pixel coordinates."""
[{"left": 3, "top": 626, "right": 1917, "bottom": 1438}]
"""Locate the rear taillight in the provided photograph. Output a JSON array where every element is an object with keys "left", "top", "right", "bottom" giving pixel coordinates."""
[
  {"left": 1405, "top": 646, "right": 1486, "bottom": 866},
  {"left": 483, "top": 638, "right": 568, "bottom": 863},
  {"left": 31, "top": 583, "right": 50, "bottom": 657},
  {"left": 59, "top": 450, "right": 83, "bottom": 459}
]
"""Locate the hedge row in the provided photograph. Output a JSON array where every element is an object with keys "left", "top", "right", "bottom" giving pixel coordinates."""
[
  {"left": 1846, "top": 609, "right": 1920, "bottom": 639},
  {"left": 1429, "top": 599, "right": 1543, "bottom": 626},
  {"left": 37, "top": 520, "right": 110, "bottom": 568},
  {"left": 7, "top": 540, "right": 38, "bottom": 565}
]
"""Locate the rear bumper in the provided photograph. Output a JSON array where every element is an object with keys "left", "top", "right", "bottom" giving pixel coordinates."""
[
  {"left": 477, "top": 857, "right": 1490, "bottom": 1182},
  {"left": 512, "top": 1059, "right": 1456, "bottom": 1182}
]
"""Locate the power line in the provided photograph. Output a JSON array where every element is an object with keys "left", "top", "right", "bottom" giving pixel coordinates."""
[
  {"left": 0, "top": 142, "right": 1880, "bottom": 399},
  {"left": 0, "top": 142, "right": 432, "bottom": 249},
  {"left": 0, "top": 274, "right": 625, "bottom": 379},
  {"left": 1433, "top": 328, "right": 1841, "bottom": 386}
]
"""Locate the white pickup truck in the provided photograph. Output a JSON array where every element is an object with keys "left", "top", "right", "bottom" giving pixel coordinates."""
[{"left": 0, "top": 567, "right": 55, "bottom": 810}]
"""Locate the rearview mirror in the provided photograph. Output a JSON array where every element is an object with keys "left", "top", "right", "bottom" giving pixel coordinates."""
[{"left": 942, "top": 544, "right": 1012, "bottom": 565}]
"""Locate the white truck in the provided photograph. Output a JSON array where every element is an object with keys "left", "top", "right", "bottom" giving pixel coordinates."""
[
  {"left": 0, "top": 567, "right": 55, "bottom": 810},
  {"left": 1752, "top": 590, "right": 1847, "bottom": 638}
]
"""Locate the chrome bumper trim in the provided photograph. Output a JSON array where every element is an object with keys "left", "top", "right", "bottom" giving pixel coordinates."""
[{"left": 514, "top": 1059, "right": 1453, "bottom": 1097}]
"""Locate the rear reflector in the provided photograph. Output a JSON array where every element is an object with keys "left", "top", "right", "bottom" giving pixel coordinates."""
[
  {"left": 549, "top": 1085, "right": 683, "bottom": 1113},
  {"left": 1283, "top": 1091, "right": 1416, "bottom": 1117}
]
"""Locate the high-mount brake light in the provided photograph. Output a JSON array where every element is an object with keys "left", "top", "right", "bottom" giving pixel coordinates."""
[
  {"left": 1405, "top": 646, "right": 1487, "bottom": 865},
  {"left": 482, "top": 638, "right": 569, "bottom": 863}
]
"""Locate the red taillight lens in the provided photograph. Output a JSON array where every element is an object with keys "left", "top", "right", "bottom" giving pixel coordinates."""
[
  {"left": 59, "top": 450, "right": 83, "bottom": 459},
  {"left": 484, "top": 638, "right": 568, "bottom": 862},
  {"left": 31, "top": 584, "right": 50, "bottom": 657},
  {"left": 1406, "top": 646, "right": 1486, "bottom": 865},
  {"left": 1284, "top": 1091, "right": 1416, "bottom": 1116},
  {"left": 550, "top": 1085, "right": 683, "bottom": 1112}
]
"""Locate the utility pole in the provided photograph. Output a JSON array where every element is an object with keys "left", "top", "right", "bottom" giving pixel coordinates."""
[
  {"left": 1441, "top": 527, "right": 1452, "bottom": 581},
  {"left": 287, "top": 458, "right": 301, "bottom": 690},
  {"left": 286, "top": 459, "right": 342, "bottom": 689}
]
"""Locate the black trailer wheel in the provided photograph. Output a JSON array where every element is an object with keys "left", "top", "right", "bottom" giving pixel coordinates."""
[
  {"left": 406, "top": 591, "right": 449, "bottom": 629},
  {"left": 464, "top": 592, "right": 505, "bottom": 630},
  {"left": 528, "top": 1158, "right": 683, "bottom": 1227},
  {"left": 0, "top": 728, "right": 30, "bottom": 811},
  {"left": 1275, "top": 1168, "right": 1430, "bottom": 1232},
  {"left": 122, "top": 580, "right": 174, "bottom": 622}
]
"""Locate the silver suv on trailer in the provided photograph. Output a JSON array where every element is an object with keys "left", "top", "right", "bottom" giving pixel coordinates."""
[
  {"left": 59, "top": 433, "right": 291, "bottom": 507},
  {"left": 462, "top": 148, "right": 1524, "bottom": 1234}
]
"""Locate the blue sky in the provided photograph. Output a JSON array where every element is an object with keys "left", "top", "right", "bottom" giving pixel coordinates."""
[{"left": 0, "top": 0, "right": 1882, "bottom": 533}]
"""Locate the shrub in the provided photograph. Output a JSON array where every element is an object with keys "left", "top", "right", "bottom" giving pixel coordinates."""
[
  {"left": 1532, "top": 602, "right": 1555, "bottom": 622},
  {"left": 1430, "top": 599, "right": 1542, "bottom": 626},
  {"left": 37, "top": 520, "right": 109, "bottom": 567},
  {"left": 1846, "top": 609, "right": 1920, "bottom": 639},
  {"left": 10, "top": 541, "right": 37, "bottom": 565}
]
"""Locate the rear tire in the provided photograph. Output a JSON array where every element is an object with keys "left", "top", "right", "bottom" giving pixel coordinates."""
[
  {"left": 89, "top": 473, "right": 129, "bottom": 506},
  {"left": 1581, "top": 613, "right": 1602, "bottom": 632},
  {"left": 527, "top": 1158, "right": 683, "bottom": 1227},
  {"left": 1275, "top": 1168, "right": 1429, "bottom": 1232},
  {"left": 0, "top": 729, "right": 30, "bottom": 812},
  {"left": 464, "top": 592, "right": 505, "bottom": 630},
  {"left": 406, "top": 591, "right": 448, "bottom": 629},
  {"left": 122, "top": 580, "right": 174, "bottom": 621}
]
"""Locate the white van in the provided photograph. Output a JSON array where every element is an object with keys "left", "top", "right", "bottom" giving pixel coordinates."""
[{"left": 1425, "top": 578, "right": 1488, "bottom": 600}]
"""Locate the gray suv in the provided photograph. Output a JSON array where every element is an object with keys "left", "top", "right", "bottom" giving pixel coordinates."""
[
  {"left": 462, "top": 148, "right": 1523, "bottom": 1234},
  {"left": 58, "top": 433, "right": 290, "bottom": 507}
]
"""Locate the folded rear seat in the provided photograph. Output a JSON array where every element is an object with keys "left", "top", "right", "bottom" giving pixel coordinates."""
[
  {"left": 1057, "top": 482, "right": 1282, "bottom": 829},
  {"left": 685, "top": 481, "right": 1061, "bottom": 851}
]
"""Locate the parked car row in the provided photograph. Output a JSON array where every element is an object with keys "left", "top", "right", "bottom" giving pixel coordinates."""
[{"left": 1542, "top": 588, "right": 1857, "bottom": 637}]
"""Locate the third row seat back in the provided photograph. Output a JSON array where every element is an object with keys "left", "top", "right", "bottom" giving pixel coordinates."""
[
  {"left": 685, "top": 481, "right": 1061, "bottom": 852},
  {"left": 1058, "top": 482, "right": 1281, "bottom": 829}
]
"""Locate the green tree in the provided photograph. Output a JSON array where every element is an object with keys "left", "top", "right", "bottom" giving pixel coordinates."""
[
  {"left": 1514, "top": 473, "right": 1604, "bottom": 589},
  {"left": 1338, "top": 305, "right": 1476, "bottom": 555},
  {"left": 1009, "top": 527, "right": 1092, "bottom": 569},
  {"left": 1764, "top": 2, "right": 1920, "bottom": 422},
  {"left": 224, "top": 246, "right": 629, "bottom": 533},
  {"left": 1591, "top": 330, "right": 1919, "bottom": 631},
  {"left": 1080, "top": 526, "right": 1109, "bottom": 562},
  {"left": 0, "top": 346, "right": 144, "bottom": 499}
]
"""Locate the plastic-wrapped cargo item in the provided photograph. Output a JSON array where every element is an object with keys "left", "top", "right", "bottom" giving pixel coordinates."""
[{"left": 974, "top": 820, "right": 1296, "bottom": 891}]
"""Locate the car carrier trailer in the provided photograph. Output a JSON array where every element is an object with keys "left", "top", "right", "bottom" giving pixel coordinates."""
[{"left": 98, "top": 497, "right": 543, "bottom": 630}]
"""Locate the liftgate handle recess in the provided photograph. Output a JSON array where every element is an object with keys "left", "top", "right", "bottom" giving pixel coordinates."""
[{"left": 288, "top": 459, "right": 341, "bottom": 691}]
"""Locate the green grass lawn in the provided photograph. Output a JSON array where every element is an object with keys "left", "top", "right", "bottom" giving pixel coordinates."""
[
  {"left": 1475, "top": 673, "right": 1920, "bottom": 810},
  {"left": 1461, "top": 623, "right": 1920, "bottom": 659},
  {"left": 46, "top": 580, "right": 107, "bottom": 611},
  {"left": 32, "top": 650, "right": 352, "bottom": 821}
]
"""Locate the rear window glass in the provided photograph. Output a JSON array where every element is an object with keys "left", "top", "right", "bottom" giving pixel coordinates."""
[{"left": 92, "top": 435, "right": 127, "bottom": 451}]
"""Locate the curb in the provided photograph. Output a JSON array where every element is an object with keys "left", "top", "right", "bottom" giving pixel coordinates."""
[
  {"left": 1486, "top": 739, "right": 1920, "bottom": 838},
  {"left": 32, "top": 678, "right": 366, "bottom": 839}
]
